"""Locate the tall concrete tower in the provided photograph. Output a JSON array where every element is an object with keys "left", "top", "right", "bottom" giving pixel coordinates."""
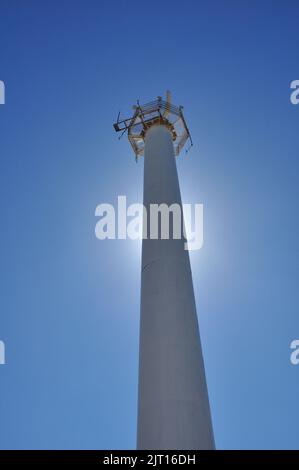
[{"left": 114, "top": 93, "right": 214, "bottom": 450}]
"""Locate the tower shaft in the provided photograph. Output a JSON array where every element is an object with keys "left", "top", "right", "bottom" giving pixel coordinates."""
[{"left": 137, "top": 124, "right": 214, "bottom": 450}]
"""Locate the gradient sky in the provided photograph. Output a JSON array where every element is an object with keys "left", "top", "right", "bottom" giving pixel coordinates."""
[{"left": 0, "top": 0, "right": 298, "bottom": 450}]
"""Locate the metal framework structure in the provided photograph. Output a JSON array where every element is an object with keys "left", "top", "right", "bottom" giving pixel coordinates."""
[{"left": 113, "top": 92, "right": 193, "bottom": 159}]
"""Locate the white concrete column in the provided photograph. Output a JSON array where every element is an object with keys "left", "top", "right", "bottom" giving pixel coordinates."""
[{"left": 137, "top": 124, "right": 215, "bottom": 450}]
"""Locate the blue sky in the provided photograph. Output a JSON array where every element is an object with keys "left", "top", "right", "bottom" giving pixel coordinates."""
[{"left": 0, "top": 0, "right": 298, "bottom": 449}]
